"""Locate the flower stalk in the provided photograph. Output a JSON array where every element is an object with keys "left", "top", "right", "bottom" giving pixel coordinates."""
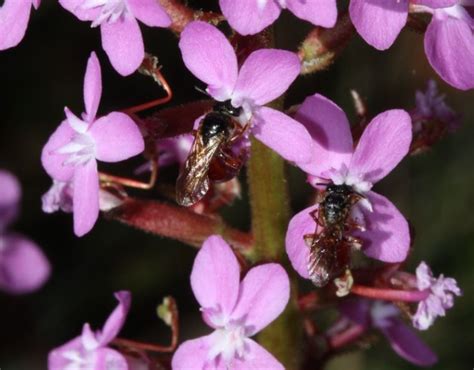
[
  {"left": 351, "top": 284, "right": 430, "bottom": 302},
  {"left": 107, "top": 198, "right": 253, "bottom": 252},
  {"left": 247, "top": 135, "right": 303, "bottom": 369}
]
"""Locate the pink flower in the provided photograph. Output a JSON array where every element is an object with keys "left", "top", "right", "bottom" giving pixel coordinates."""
[
  {"left": 59, "top": 0, "right": 171, "bottom": 76},
  {"left": 219, "top": 0, "right": 337, "bottom": 36},
  {"left": 413, "top": 261, "right": 461, "bottom": 330},
  {"left": 286, "top": 94, "right": 412, "bottom": 279},
  {"left": 172, "top": 235, "right": 290, "bottom": 369},
  {"left": 413, "top": 79, "right": 461, "bottom": 132},
  {"left": 48, "top": 291, "right": 131, "bottom": 370},
  {"left": 340, "top": 298, "right": 438, "bottom": 366},
  {"left": 0, "top": 0, "right": 40, "bottom": 50},
  {"left": 349, "top": 0, "right": 474, "bottom": 90},
  {"left": 179, "top": 21, "right": 313, "bottom": 165},
  {"left": 41, "top": 52, "right": 144, "bottom": 237},
  {"left": 0, "top": 170, "right": 50, "bottom": 294}
]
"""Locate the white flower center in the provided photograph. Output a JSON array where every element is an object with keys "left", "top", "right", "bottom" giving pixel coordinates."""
[
  {"left": 208, "top": 323, "right": 250, "bottom": 365},
  {"left": 57, "top": 131, "right": 96, "bottom": 167},
  {"left": 327, "top": 164, "right": 373, "bottom": 194},
  {"left": 62, "top": 350, "right": 92, "bottom": 370},
  {"left": 81, "top": 0, "right": 129, "bottom": 27}
]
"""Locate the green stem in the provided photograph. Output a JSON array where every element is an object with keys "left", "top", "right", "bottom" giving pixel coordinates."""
[{"left": 247, "top": 137, "right": 303, "bottom": 370}]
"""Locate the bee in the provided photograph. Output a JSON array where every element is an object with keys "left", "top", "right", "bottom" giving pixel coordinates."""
[
  {"left": 304, "top": 184, "right": 364, "bottom": 287},
  {"left": 176, "top": 100, "right": 247, "bottom": 207}
]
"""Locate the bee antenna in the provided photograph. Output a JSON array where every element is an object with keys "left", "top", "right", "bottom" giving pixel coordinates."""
[
  {"left": 194, "top": 86, "right": 210, "bottom": 97},
  {"left": 315, "top": 182, "right": 329, "bottom": 187}
]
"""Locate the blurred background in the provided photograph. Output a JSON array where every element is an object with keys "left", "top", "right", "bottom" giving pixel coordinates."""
[{"left": 0, "top": 1, "right": 473, "bottom": 369}]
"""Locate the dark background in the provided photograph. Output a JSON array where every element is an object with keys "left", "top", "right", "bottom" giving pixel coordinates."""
[{"left": 0, "top": 1, "right": 473, "bottom": 369}]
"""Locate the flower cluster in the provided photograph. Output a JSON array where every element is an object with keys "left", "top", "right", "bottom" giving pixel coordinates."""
[{"left": 0, "top": 0, "right": 468, "bottom": 369}]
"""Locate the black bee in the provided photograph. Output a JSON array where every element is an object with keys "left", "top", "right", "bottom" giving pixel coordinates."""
[
  {"left": 304, "top": 184, "right": 363, "bottom": 287},
  {"left": 176, "top": 100, "right": 247, "bottom": 207}
]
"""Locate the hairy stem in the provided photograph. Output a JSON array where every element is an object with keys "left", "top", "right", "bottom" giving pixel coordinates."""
[
  {"left": 247, "top": 137, "right": 303, "bottom": 369},
  {"left": 106, "top": 198, "right": 253, "bottom": 253}
]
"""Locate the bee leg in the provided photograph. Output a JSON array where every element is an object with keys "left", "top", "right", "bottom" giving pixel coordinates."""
[
  {"left": 122, "top": 54, "right": 173, "bottom": 115},
  {"left": 309, "top": 209, "right": 325, "bottom": 228},
  {"left": 99, "top": 158, "right": 159, "bottom": 190}
]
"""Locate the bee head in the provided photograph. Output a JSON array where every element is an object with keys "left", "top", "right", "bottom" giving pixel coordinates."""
[{"left": 213, "top": 100, "right": 242, "bottom": 117}]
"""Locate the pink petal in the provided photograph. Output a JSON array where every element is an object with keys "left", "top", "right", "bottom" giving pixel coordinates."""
[
  {"left": 171, "top": 335, "right": 213, "bottom": 370},
  {"left": 218, "top": 0, "right": 281, "bottom": 36},
  {"left": 89, "top": 112, "right": 144, "bottom": 162},
  {"left": 0, "top": 233, "right": 50, "bottom": 294},
  {"left": 285, "top": 205, "right": 317, "bottom": 279},
  {"left": 230, "top": 263, "right": 290, "bottom": 335},
  {"left": 355, "top": 191, "right": 410, "bottom": 263},
  {"left": 294, "top": 93, "right": 353, "bottom": 177},
  {"left": 190, "top": 236, "right": 240, "bottom": 319},
  {"left": 349, "top": 109, "right": 412, "bottom": 184},
  {"left": 83, "top": 52, "right": 102, "bottom": 122},
  {"left": 41, "top": 120, "right": 76, "bottom": 182},
  {"left": 32, "top": 0, "right": 41, "bottom": 9},
  {"left": 72, "top": 160, "right": 99, "bottom": 237},
  {"left": 179, "top": 21, "right": 238, "bottom": 101},
  {"left": 100, "top": 15, "right": 144, "bottom": 76},
  {"left": 349, "top": 0, "right": 408, "bottom": 50},
  {"left": 128, "top": 0, "right": 171, "bottom": 27},
  {"left": 0, "top": 170, "right": 20, "bottom": 207},
  {"left": 0, "top": 0, "right": 32, "bottom": 50},
  {"left": 252, "top": 107, "right": 313, "bottom": 164},
  {"left": 380, "top": 318, "right": 438, "bottom": 366},
  {"left": 233, "top": 339, "right": 284, "bottom": 370},
  {"left": 81, "top": 323, "right": 100, "bottom": 350},
  {"left": 232, "top": 49, "right": 300, "bottom": 106},
  {"left": 0, "top": 170, "right": 21, "bottom": 228},
  {"left": 98, "top": 291, "right": 131, "bottom": 346},
  {"left": 424, "top": 14, "right": 474, "bottom": 91},
  {"left": 48, "top": 335, "right": 84, "bottom": 370},
  {"left": 413, "top": 0, "right": 458, "bottom": 7},
  {"left": 287, "top": 0, "right": 338, "bottom": 28},
  {"left": 58, "top": 0, "right": 99, "bottom": 21}
]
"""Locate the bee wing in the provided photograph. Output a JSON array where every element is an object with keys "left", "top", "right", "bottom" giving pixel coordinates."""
[
  {"left": 308, "top": 235, "right": 337, "bottom": 288},
  {"left": 176, "top": 133, "right": 226, "bottom": 206}
]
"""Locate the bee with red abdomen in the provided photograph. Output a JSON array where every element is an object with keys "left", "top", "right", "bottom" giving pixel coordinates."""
[
  {"left": 304, "top": 184, "right": 364, "bottom": 287},
  {"left": 176, "top": 100, "right": 247, "bottom": 207}
]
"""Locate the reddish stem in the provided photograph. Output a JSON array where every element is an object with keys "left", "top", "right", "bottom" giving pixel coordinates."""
[
  {"left": 158, "top": 0, "right": 194, "bottom": 33},
  {"left": 106, "top": 197, "right": 254, "bottom": 253},
  {"left": 298, "top": 291, "right": 320, "bottom": 312},
  {"left": 351, "top": 284, "right": 430, "bottom": 302},
  {"left": 114, "top": 338, "right": 175, "bottom": 353},
  {"left": 158, "top": 0, "right": 224, "bottom": 33},
  {"left": 327, "top": 323, "right": 366, "bottom": 350}
]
